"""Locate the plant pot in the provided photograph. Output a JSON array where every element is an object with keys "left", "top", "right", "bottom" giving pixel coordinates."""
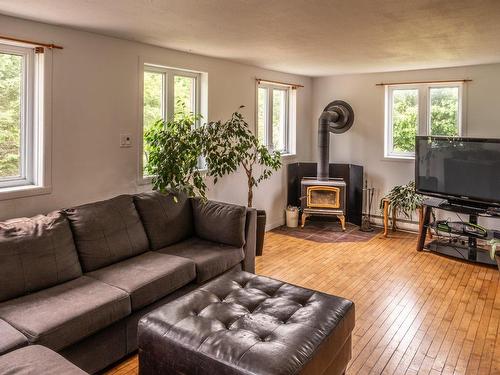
[
  {"left": 286, "top": 207, "right": 299, "bottom": 228},
  {"left": 256, "top": 210, "right": 266, "bottom": 257}
]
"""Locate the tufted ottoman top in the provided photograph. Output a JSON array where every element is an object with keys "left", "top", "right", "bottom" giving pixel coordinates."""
[{"left": 138, "top": 270, "right": 355, "bottom": 375}]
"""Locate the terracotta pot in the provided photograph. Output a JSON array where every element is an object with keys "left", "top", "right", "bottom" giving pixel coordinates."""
[{"left": 256, "top": 210, "right": 266, "bottom": 256}]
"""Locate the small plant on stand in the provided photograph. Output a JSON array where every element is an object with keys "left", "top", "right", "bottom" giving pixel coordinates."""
[{"left": 380, "top": 181, "right": 424, "bottom": 231}]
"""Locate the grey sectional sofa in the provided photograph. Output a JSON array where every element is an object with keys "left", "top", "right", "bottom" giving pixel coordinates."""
[
  {"left": 0, "top": 191, "right": 256, "bottom": 374},
  {"left": 0, "top": 345, "right": 87, "bottom": 375}
]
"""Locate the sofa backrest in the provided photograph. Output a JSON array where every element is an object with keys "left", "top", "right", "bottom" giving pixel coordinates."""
[
  {"left": 0, "top": 212, "right": 82, "bottom": 302},
  {"left": 64, "top": 195, "right": 149, "bottom": 272},
  {"left": 133, "top": 191, "right": 193, "bottom": 250}
]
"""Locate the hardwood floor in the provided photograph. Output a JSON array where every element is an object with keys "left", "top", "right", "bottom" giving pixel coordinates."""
[{"left": 106, "top": 230, "right": 500, "bottom": 375}]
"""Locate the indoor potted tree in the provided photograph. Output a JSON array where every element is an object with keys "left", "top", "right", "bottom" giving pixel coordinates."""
[
  {"left": 145, "top": 107, "right": 282, "bottom": 255},
  {"left": 203, "top": 108, "right": 282, "bottom": 255}
]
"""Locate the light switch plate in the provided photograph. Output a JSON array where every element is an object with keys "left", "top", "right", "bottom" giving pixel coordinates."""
[{"left": 120, "top": 134, "right": 132, "bottom": 148}]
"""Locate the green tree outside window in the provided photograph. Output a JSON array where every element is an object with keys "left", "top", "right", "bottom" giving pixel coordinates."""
[{"left": 0, "top": 52, "right": 22, "bottom": 178}]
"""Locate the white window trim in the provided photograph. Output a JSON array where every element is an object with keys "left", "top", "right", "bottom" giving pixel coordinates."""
[
  {"left": 256, "top": 82, "right": 296, "bottom": 156},
  {"left": 384, "top": 82, "right": 465, "bottom": 160},
  {"left": 0, "top": 42, "right": 52, "bottom": 200},
  {"left": 138, "top": 60, "right": 202, "bottom": 185}
]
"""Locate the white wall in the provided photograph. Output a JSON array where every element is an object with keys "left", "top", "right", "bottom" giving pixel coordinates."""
[
  {"left": 312, "top": 64, "right": 500, "bottom": 228},
  {"left": 0, "top": 15, "right": 312, "bottom": 228}
]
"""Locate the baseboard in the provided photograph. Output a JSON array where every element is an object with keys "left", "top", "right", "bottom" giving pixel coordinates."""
[
  {"left": 265, "top": 214, "right": 420, "bottom": 233},
  {"left": 369, "top": 214, "right": 420, "bottom": 233},
  {"left": 265, "top": 218, "right": 285, "bottom": 232}
]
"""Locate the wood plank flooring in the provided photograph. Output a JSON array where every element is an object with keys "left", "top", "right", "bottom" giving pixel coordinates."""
[{"left": 106, "top": 230, "right": 500, "bottom": 375}]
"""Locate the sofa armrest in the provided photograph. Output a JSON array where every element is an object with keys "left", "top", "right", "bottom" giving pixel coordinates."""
[
  {"left": 191, "top": 198, "right": 256, "bottom": 273},
  {"left": 191, "top": 198, "right": 247, "bottom": 247},
  {"left": 243, "top": 208, "right": 257, "bottom": 273}
]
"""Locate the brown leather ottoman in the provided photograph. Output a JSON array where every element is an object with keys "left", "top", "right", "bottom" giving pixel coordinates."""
[{"left": 138, "top": 270, "right": 355, "bottom": 375}]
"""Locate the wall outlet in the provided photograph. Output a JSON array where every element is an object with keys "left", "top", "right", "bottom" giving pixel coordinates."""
[{"left": 120, "top": 134, "right": 132, "bottom": 148}]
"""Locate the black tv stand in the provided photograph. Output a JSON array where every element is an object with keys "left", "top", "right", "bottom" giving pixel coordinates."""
[{"left": 416, "top": 198, "right": 499, "bottom": 267}]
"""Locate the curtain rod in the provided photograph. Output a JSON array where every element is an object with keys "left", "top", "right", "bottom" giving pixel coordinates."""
[
  {"left": 0, "top": 35, "right": 63, "bottom": 50},
  {"left": 376, "top": 79, "right": 472, "bottom": 86},
  {"left": 256, "top": 78, "right": 304, "bottom": 89}
]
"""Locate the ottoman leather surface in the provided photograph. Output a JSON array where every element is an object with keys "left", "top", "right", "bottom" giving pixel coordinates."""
[{"left": 138, "top": 270, "right": 355, "bottom": 375}]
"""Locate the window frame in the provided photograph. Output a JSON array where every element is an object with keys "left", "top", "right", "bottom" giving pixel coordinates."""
[
  {"left": 384, "top": 82, "right": 465, "bottom": 159},
  {"left": 256, "top": 82, "right": 293, "bottom": 155},
  {"left": 139, "top": 63, "right": 202, "bottom": 183},
  {"left": 0, "top": 41, "right": 50, "bottom": 199},
  {"left": 0, "top": 44, "right": 35, "bottom": 188}
]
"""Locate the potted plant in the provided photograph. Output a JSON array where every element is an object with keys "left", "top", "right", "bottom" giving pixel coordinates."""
[
  {"left": 380, "top": 181, "right": 424, "bottom": 230},
  {"left": 203, "top": 108, "right": 282, "bottom": 255},
  {"left": 144, "top": 112, "right": 207, "bottom": 198},
  {"left": 145, "top": 108, "right": 282, "bottom": 256}
]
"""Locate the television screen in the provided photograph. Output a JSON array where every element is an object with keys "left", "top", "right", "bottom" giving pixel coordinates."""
[{"left": 415, "top": 137, "right": 500, "bottom": 206}]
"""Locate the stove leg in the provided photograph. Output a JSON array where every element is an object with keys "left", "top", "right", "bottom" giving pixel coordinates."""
[
  {"left": 338, "top": 215, "right": 346, "bottom": 231},
  {"left": 301, "top": 213, "right": 309, "bottom": 228}
]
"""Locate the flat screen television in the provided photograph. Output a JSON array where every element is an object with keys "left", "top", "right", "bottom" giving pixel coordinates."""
[{"left": 415, "top": 136, "right": 500, "bottom": 208}]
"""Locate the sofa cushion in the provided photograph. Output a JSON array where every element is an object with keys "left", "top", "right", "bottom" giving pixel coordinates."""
[
  {"left": 133, "top": 191, "right": 193, "bottom": 250},
  {"left": 87, "top": 251, "right": 196, "bottom": 311},
  {"left": 0, "top": 211, "right": 82, "bottom": 302},
  {"left": 0, "top": 276, "right": 130, "bottom": 351},
  {"left": 158, "top": 237, "right": 245, "bottom": 283},
  {"left": 64, "top": 195, "right": 150, "bottom": 272},
  {"left": 192, "top": 198, "right": 246, "bottom": 248},
  {"left": 0, "top": 345, "right": 88, "bottom": 375},
  {"left": 0, "top": 319, "right": 27, "bottom": 355}
]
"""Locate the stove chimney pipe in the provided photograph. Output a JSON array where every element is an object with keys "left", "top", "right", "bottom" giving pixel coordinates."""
[{"left": 317, "top": 100, "right": 355, "bottom": 181}]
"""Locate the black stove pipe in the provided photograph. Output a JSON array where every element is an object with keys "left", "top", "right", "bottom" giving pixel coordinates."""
[
  {"left": 317, "top": 100, "right": 355, "bottom": 181},
  {"left": 317, "top": 111, "right": 339, "bottom": 181}
]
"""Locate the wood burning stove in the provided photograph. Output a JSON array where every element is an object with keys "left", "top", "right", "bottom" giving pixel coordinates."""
[
  {"left": 300, "top": 99, "right": 354, "bottom": 231},
  {"left": 301, "top": 177, "right": 346, "bottom": 230}
]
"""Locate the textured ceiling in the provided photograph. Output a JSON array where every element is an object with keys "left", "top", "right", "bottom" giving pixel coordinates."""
[{"left": 1, "top": 0, "right": 500, "bottom": 76}]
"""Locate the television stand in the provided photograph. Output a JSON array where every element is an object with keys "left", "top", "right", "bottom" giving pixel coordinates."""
[{"left": 416, "top": 198, "right": 499, "bottom": 267}]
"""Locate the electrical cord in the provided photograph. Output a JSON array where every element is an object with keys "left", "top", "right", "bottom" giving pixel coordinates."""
[
  {"left": 431, "top": 211, "right": 494, "bottom": 261},
  {"left": 430, "top": 218, "right": 467, "bottom": 260},
  {"left": 436, "top": 231, "right": 467, "bottom": 260}
]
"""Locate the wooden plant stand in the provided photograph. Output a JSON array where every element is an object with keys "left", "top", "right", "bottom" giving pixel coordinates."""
[
  {"left": 382, "top": 198, "right": 396, "bottom": 237},
  {"left": 382, "top": 198, "right": 432, "bottom": 239}
]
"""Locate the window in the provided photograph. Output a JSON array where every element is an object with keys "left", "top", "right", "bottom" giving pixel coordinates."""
[
  {"left": 257, "top": 82, "right": 294, "bottom": 154},
  {"left": 141, "top": 65, "right": 200, "bottom": 178},
  {"left": 0, "top": 42, "right": 47, "bottom": 193},
  {"left": 385, "top": 83, "right": 463, "bottom": 158}
]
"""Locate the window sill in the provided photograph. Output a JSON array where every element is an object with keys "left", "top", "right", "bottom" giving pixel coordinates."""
[
  {"left": 281, "top": 153, "right": 297, "bottom": 161},
  {"left": 382, "top": 155, "right": 415, "bottom": 162},
  {"left": 138, "top": 176, "right": 153, "bottom": 186},
  {"left": 138, "top": 169, "right": 208, "bottom": 187},
  {"left": 0, "top": 185, "right": 51, "bottom": 201}
]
